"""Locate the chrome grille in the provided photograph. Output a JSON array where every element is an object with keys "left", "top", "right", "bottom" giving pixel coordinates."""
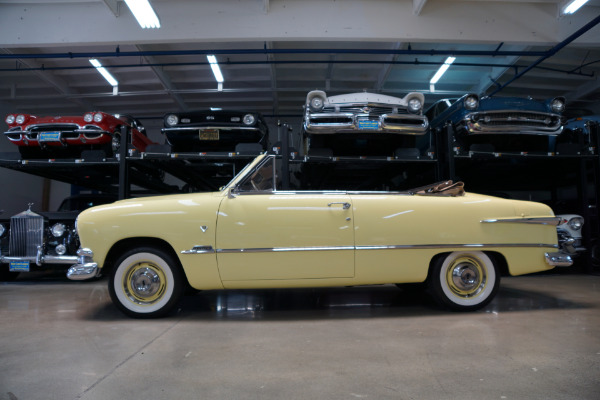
[
  {"left": 323, "top": 106, "right": 405, "bottom": 115},
  {"left": 9, "top": 211, "right": 44, "bottom": 257},
  {"left": 474, "top": 112, "right": 560, "bottom": 128},
  {"left": 28, "top": 124, "right": 79, "bottom": 133}
]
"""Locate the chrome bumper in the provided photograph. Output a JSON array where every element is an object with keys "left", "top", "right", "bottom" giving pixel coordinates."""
[
  {"left": 545, "top": 252, "right": 573, "bottom": 267},
  {"left": 0, "top": 248, "right": 78, "bottom": 266},
  {"left": 66, "top": 248, "right": 100, "bottom": 280}
]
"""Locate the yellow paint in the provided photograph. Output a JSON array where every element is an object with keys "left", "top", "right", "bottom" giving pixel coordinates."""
[{"left": 75, "top": 154, "right": 561, "bottom": 290}]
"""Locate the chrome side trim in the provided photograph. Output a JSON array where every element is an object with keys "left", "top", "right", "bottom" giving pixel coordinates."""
[
  {"left": 181, "top": 245, "right": 215, "bottom": 254},
  {"left": 217, "top": 246, "right": 355, "bottom": 254},
  {"left": 481, "top": 217, "right": 561, "bottom": 226},
  {"left": 356, "top": 243, "right": 558, "bottom": 250},
  {"left": 208, "top": 243, "right": 557, "bottom": 255}
]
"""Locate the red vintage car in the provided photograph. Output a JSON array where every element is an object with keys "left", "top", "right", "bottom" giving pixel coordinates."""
[{"left": 4, "top": 112, "right": 154, "bottom": 158}]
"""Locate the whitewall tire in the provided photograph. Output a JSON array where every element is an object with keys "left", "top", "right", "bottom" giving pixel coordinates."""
[
  {"left": 430, "top": 251, "right": 500, "bottom": 311},
  {"left": 109, "top": 247, "right": 184, "bottom": 318}
]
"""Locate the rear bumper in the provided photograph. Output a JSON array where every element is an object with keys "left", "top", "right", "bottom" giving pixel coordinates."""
[{"left": 545, "top": 252, "right": 573, "bottom": 267}]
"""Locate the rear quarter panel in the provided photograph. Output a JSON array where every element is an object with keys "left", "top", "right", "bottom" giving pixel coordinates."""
[{"left": 352, "top": 193, "right": 558, "bottom": 283}]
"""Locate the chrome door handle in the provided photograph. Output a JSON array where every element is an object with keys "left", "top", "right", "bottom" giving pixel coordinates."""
[{"left": 328, "top": 202, "right": 351, "bottom": 210}]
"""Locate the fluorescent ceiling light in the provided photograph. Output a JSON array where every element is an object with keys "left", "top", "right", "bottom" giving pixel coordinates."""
[
  {"left": 562, "top": 0, "right": 589, "bottom": 14},
  {"left": 124, "top": 0, "right": 161, "bottom": 29},
  {"left": 210, "top": 107, "right": 222, "bottom": 111},
  {"left": 89, "top": 59, "right": 118, "bottom": 87},
  {"left": 207, "top": 55, "right": 224, "bottom": 83},
  {"left": 430, "top": 57, "right": 456, "bottom": 85}
]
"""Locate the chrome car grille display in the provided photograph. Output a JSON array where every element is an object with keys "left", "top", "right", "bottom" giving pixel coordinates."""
[
  {"left": 465, "top": 111, "right": 562, "bottom": 134},
  {"left": 9, "top": 211, "right": 44, "bottom": 258}
]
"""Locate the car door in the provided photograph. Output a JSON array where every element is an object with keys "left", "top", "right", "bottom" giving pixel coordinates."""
[{"left": 215, "top": 157, "right": 355, "bottom": 284}]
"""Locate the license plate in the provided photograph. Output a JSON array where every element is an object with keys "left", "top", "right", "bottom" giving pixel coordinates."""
[
  {"left": 199, "top": 129, "right": 219, "bottom": 140},
  {"left": 357, "top": 119, "right": 379, "bottom": 130},
  {"left": 38, "top": 132, "right": 61, "bottom": 142},
  {"left": 9, "top": 261, "right": 30, "bottom": 272}
]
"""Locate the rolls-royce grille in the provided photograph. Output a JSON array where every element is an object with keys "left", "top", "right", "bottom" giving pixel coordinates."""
[{"left": 9, "top": 212, "right": 44, "bottom": 257}]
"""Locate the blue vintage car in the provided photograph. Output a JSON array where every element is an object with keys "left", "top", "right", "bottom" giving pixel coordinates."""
[
  {"left": 426, "top": 94, "right": 566, "bottom": 154},
  {"left": 556, "top": 108, "right": 599, "bottom": 155}
]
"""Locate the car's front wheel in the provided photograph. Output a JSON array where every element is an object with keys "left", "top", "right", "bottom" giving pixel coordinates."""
[
  {"left": 109, "top": 247, "right": 184, "bottom": 318},
  {"left": 429, "top": 251, "right": 499, "bottom": 311}
]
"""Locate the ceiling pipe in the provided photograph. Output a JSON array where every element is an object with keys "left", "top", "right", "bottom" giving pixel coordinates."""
[
  {"left": 488, "top": 13, "right": 600, "bottom": 96},
  {"left": 0, "top": 48, "right": 554, "bottom": 60},
  {"left": 1, "top": 59, "right": 595, "bottom": 77}
]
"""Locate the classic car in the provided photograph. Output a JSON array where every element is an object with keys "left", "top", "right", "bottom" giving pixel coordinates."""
[
  {"left": 302, "top": 91, "right": 429, "bottom": 157},
  {"left": 556, "top": 108, "right": 599, "bottom": 155},
  {"left": 160, "top": 110, "right": 269, "bottom": 154},
  {"left": 426, "top": 94, "right": 566, "bottom": 154},
  {"left": 67, "top": 153, "right": 572, "bottom": 318},
  {"left": 0, "top": 194, "right": 117, "bottom": 281},
  {"left": 4, "top": 112, "right": 153, "bottom": 159},
  {"left": 556, "top": 214, "right": 585, "bottom": 255}
]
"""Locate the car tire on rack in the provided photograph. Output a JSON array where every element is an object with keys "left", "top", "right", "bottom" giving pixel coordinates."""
[
  {"left": 429, "top": 251, "right": 500, "bottom": 311},
  {"left": 108, "top": 247, "right": 184, "bottom": 318}
]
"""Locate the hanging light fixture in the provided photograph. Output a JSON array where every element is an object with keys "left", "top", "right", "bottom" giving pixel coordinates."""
[{"left": 124, "top": 0, "right": 161, "bottom": 29}]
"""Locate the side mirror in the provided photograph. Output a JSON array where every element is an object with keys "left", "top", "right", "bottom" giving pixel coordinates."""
[{"left": 227, "top": 187, "right": 237, "bottom": 199}]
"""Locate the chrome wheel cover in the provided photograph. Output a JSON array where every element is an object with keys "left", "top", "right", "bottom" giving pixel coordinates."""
[
  {"left": 445, "top": 255, "right": 486, "bottom": 299},
  {"left": 122, "top": 262, "right": 167, "bottom": 306}
]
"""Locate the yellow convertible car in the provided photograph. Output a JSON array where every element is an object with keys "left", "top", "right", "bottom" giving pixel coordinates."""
[{"left": 67, "top": 154, "right": 572, "bottom": 318}]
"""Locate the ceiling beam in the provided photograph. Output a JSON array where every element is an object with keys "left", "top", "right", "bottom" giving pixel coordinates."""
[
  {"left": 136, "top": 45, "right": 189, "bottom": 111},
  {"left": 413, "top": 0, "right": 428, "bottom": 15},
  {"left": 0, "top": 49, "right": 94, "bottom": 111}
]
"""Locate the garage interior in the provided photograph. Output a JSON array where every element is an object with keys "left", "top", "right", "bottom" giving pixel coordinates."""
[{"left": 1, "top": 1, "right": 600, "bottom": 399}]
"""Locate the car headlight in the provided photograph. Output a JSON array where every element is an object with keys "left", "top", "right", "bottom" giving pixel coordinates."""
[
  {"left": 464, "top": 95, "right": 479, "bottom": 110},
  {"left": 0, "top": 223, "right": 5, "bottom": 238},
  {"left": 5, "top": 115, "right": 15, "bottom": 124},
  {"left": 407, "top": 98, "right": 422, "bottom": 114},
  {"left": 568, "top": 217, "right": 583, "bottom": 231},
  {"left": 309, "top": 96, "right": 325, "bottom": 112},
  {"left": 83, "top": 113, "right": 93, "bottom": 123},
  {"left": 16, "top": 115, "right": 25, "bottom": 124},
  {"left": 165, "top": 114, "right": 179, "bottom": 127},
  {"left": 551, "top": 97, "right": 565, "bottom": 113},
  {"left": 93, "top": 113, "right": 103, "bottom": 123},
  {"left": 243, "top": 114, "right": 256, "bottom": 125},
  {"left": 51, "top": 223, "right": 66, "bottom": 237}
]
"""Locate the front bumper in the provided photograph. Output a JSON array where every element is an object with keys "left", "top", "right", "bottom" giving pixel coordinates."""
[
  {"left": 0, "top": 247, "right": 78, "bottom": 266},
  {"left": 66, "top": 248, "right": 100, "bottom": 280},
  {"left": 305, "top": 113, "right": 428, "bottom": 134}
]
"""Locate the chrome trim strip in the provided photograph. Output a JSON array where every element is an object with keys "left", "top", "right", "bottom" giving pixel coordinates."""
[
  {"left": 356, "top": 243, "right": 558, "bottom": 250},
  {"left": 481, "top": 217, "right": 561, "bottom": 226},
  {"left": 181, "top": 245, "right": 215, "bottom": 254},
  {"left": 162, "top": 126, "right": 261, "bottom": 133},
  {"left": 204, "top": 243, "right": 557, "bottom": 255},
  {"left": 217, "top": 246, "right": 355, "bottom": 254}
]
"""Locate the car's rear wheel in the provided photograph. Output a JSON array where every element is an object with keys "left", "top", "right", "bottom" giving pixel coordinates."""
[
  {"left": 108, "top": 247, "right": 184, "bottom": 318},
  {"left": 429, "top": 251, "right": 499, "bottom": 311}
]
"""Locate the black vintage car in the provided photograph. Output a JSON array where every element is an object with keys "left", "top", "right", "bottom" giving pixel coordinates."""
[
  {"left": 0, "top": 194, "right": 117, "bottom": 281},
  {"left": 161, "top": 110, "right": 269, "bottom": 154}
]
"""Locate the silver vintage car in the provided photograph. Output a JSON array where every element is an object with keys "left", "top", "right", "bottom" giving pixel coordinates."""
[{"left": 302, "top": 91, "right": 429, "bottom": 157}]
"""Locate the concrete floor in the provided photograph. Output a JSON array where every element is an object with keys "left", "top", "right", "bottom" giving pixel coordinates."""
[{"left": 0, "top": 271, "right": 599, "bottom": 400}]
